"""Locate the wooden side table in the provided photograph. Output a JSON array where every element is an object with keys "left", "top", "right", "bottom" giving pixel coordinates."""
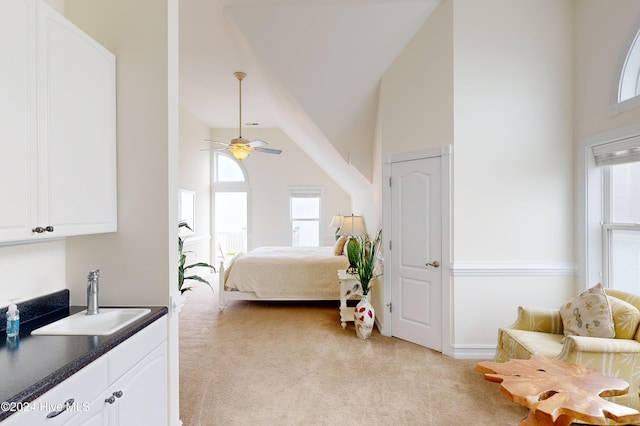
[
  {"left": 475, "top": 356, "right": 640, "bottom": 426},
  {"left": 337, "top": 269, "right": 366, "bottom": 329}
]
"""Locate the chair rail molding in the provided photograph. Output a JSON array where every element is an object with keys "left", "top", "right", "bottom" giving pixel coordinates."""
[{"left": 451, "top": 261, "right": 577, "bottom": 277}]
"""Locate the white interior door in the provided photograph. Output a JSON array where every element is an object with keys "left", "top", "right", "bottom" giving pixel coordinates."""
[{"left": 391, "top": 157, "right": 442, "bottom": 351}]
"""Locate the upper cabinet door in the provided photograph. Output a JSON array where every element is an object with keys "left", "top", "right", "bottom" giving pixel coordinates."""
[
  {"left": 0, "top": 0, "right": 39, "bottom": 242},
  {"left": 0, "top": 0, "right": 117, "bottom": 244},
  {"left": 37, "top": 1, "right": 117, "bottom": 237}
]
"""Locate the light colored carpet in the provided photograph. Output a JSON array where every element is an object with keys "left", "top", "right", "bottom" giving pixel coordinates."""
[{"left": 179, "top": 277, "right": 528, "bottom": 425}]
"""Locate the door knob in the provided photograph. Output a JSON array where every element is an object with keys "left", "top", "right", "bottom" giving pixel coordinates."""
[{"left": 425, "top": 261, "right": 440, "bottom": 268}]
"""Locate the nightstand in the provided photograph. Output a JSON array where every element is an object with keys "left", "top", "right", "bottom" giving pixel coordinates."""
[{"left": 337, "top": 269, "right": 365, "bottom": 329}]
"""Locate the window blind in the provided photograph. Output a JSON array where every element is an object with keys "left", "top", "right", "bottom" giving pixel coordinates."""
[{"left": 592, "top": 135, "right": 640, "bottom": 166}]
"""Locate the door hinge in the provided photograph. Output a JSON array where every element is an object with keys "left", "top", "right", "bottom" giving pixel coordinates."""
[
  {"left": 389, "top": 240, "right": 392, "bottom": 250},
  {"left": 387, "top": 302, "right": 392, "bottom": 313},
  {"left": 389, "top": 177, "right": 392, "bottom": 187}
]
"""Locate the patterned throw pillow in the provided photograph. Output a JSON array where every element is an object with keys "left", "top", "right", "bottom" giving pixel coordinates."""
[{"left": 560, "top": 283, "right": 615, "bottom": 338}]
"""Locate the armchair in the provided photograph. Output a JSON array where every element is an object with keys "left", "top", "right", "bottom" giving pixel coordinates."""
[{"left": 495, "top": 289, "right": 640, "bottom": 417}]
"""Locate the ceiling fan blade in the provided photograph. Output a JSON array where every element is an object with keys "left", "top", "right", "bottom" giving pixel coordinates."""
[
  {"left": 204, "top": 139, "right": 230, "bottom": 147},
  {"left": 248, "top": 139, "right": 267, "bottom": 148},
  {"left": 200, "top": 148, "right": 228, "bottom": 152},
  {"left": 254, "top": 147, "right": 282, "bottom": 155}
]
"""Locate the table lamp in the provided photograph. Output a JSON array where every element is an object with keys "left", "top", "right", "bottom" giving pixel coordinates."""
[
  {"left": 338, "top": 214, "right": 366, "bottom": 274},
  {"left": 329, "top": 214, "right": 343, "bottom": 240}
]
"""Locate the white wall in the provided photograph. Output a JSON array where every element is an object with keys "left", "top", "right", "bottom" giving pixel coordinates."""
[
  {"left": 210, "top": 127, "right": 351, "bottom": 249},
  {"left": 574, "top": 0, "right": 640, "bottom": 141},
  {"left": 179, "top": 106, "right": 212, "bottom": 277},
  {"left": 451, "top": 0, "right": 576, "bottom": 354},
  {"left": 63, "top": 0, "right": 180, "bottom": 424},
  {"left": 64, "top": 0, "right": 174, "bottom": 307},
  {"left": 0, "top": 241, "right": 66, "bottom": 307},
  {"left": 379, "top": 0, "right": 576, "bottom": 357},
  {"left": 380, "top": 0, "right": 453, "bottom": 157}
]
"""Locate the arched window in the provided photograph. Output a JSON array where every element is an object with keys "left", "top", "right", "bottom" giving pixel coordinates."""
[
  {"left": 616, "top": 27, "right": 640, "bottom": 110},
  {"left": 212, "top": 152, "right": 249, "bottom": 264},
  {"left": 214, "top": 153, "right": 246, "bottom": 183}
]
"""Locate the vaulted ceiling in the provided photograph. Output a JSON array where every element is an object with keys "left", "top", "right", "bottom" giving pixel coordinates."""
[{"left": 179, "top": 0, "right": 440, "bottom": 198}]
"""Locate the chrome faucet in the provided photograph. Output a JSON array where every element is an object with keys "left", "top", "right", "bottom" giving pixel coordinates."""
[{"left": 86, "top": 269, "right": 101, "bottom": 315}]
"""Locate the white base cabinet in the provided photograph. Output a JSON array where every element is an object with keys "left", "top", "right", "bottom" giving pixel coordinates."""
[
  {"left": 102, "top": 342, "right": 167, "bottom": 425},
  {"left": 0, "top": 0, "right": 117, "bottom": 244},
  {"left": 2, "top": 317, "right": 167, "bottom": 426}
]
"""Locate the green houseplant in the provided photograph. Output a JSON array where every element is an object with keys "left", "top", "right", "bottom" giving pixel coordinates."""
[
  {"left": 179, "top": 221, "right": 216, "bottom": 294},
  {"left": 354, "top": 229, "right": 382, "bottom": 295},
  {"left": 352, "top": 229, "right": 382, "bottom": 339}
]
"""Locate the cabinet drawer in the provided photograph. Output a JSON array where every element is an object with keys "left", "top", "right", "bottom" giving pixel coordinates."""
[
  {"left": 108, "top": 317, "right": 167, "bottom": 383},
  {"left": 1, "top": 355, "right": 108, "bottom": 425}
]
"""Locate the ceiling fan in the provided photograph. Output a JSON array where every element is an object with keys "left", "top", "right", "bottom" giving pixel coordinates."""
[{"left": 203, "top": 71, "right": 282, "bottom": 160}]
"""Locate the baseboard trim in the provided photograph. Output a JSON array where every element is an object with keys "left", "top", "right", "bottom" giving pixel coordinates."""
[
  {"left": 451, "top": 261, "right": 577, "bottom": 277},
  {"left": 449, "top": 344, "right": 496, "bottom": 360},
  {"left": 375, "top": 317, "right": 389, "bottom": 336}
]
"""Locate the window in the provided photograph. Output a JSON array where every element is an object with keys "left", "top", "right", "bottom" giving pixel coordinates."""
[
  {"left": 602, "top": 162, "right": 640, "bottom": 293},
  {"left": 290, "top": 188, "right": 322, "bottom": 247},
  {"left": 619, "top": 28, "right": 640, "bottom": 103},
  {"left": 590, "top": 137, "right": 640, "bottom": 293},
  {"left": 212, "top": 152, "right": 248, "bottom": 264},
  {"left": 215, "top": 154, "right": 245, "bottom": 182}
]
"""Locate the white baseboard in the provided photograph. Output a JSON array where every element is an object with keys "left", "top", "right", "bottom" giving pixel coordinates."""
[
  {"left": 375, "top": 316, "right": 389, "bottom": 336},
  {"left": 449, "top": 345, "right": 496, "bottom": 360}
]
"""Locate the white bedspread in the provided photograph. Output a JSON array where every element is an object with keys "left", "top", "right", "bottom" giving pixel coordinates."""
[{"left": 224, "top": 246, "right": 350, "bottom": 299}]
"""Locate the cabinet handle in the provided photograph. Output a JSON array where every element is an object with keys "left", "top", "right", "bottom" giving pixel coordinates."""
[
  {"left": 32, "top": 226, "right": 54, "bottom": 234},
  {"left": 105, "top": 391, "right": 124, "bottom": 404},
  {"left": 46, "top": 398, "right": 75, "bottom": 418}
]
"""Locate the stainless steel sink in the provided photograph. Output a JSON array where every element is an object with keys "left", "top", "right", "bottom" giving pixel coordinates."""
[{"left": 31, "top": 308, "right": 151, "bottom": 336}]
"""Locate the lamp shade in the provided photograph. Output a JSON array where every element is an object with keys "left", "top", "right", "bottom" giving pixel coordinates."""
[
  {"left": 338, "top": 215, "right": 366, "bottom": 237},
  {"left": 329, "top": 214, "right": 343, "bottom": 228}
]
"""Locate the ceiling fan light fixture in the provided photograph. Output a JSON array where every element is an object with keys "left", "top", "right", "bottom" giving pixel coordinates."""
[
  {"left": 202, "top": 72, "right": 281, "bottom": 159},
  {"left": 228, "top": 144, "right": 252, "bottom": 160}
]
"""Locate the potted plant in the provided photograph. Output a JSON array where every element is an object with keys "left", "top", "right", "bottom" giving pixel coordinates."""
[
  {"left": 179, "top": 221, "right": 216, "bottom": 294},
  {"left": 354, "top": 229, "right": 382, "bottom": 295},
  {"left": 353, "top": 229, "right": 382, "bottom": 339}
]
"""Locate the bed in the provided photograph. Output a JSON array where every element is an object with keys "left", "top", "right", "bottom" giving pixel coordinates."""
[{"left": 218, "top": 245, "right": 350, "bottom": 310}]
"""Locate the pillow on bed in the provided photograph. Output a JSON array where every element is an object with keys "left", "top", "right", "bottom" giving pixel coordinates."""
[{"left": 334, "top": 236, "right": 348, "bottom": 256}]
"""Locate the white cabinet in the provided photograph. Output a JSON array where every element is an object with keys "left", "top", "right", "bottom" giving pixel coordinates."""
[
  {"left": 1, "top": 356, "right": 109, "bottom": 426},
  {"left": 0, "top": 0, "right": 38, "bottom": 243},
  {"left": 103, "top": 318, "right": 168, "bottom": 425},
  {"left": 0, "top": 0, "right": 117, "bottom": 243},
  {"left": 104, "top": 342, "right": 167, "bottom": 425},
  {"left": 1, "top": 317, "right": 167, "bottom": 426}
]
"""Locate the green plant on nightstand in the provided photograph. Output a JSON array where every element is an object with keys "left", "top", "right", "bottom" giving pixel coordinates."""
[
  {"left": 354, "top": 229, "right": 382, "bottom": 295},
  {"left": 179, "top": 221, "right": 216, "bottom": 294}
]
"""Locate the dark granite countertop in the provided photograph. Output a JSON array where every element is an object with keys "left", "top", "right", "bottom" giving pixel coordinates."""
[{"left": 0, "top": 290, "right": 168, "bottom": 421}]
